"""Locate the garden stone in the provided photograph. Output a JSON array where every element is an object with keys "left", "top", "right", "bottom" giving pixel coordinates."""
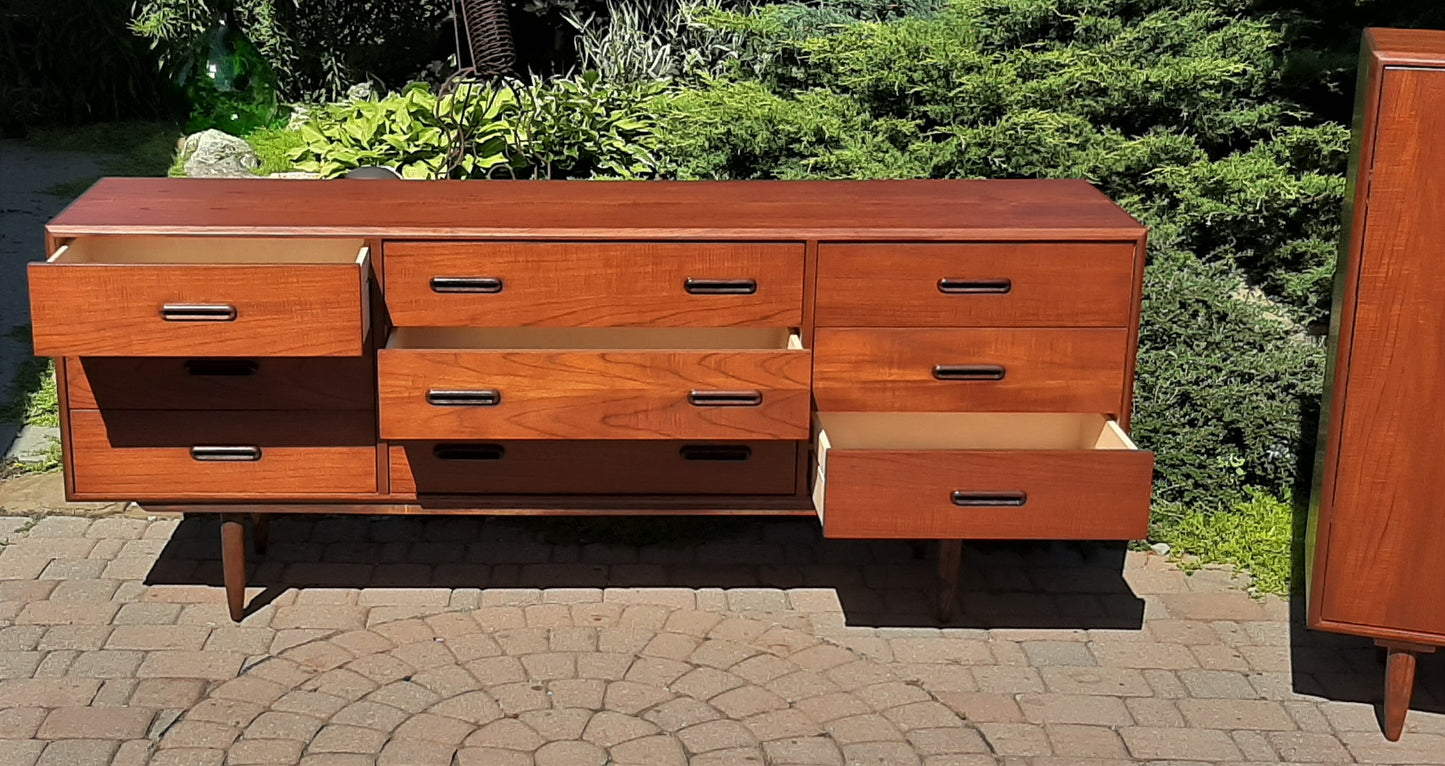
[
  {"left": 179, "top": 129, "right": 258, "bottom": 178},
  {"left": 1151, "top": 543, "right": 1171, "bottom": 556}
]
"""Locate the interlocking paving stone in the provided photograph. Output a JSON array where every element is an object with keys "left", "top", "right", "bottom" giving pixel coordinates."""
[{"left": 2, "top": 515, "right": 1445, "bottom": 764}]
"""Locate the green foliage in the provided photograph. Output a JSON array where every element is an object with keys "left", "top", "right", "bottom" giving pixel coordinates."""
[
  {"left": 284, "top": 75, "right": 662, "bottom": 180},
  {"left": 246, "top": 125, "right": 306, "bottom": 175},
  {"left": 515, "top": 72, "right": 665, "bottom": 178},
  {"left": 1151, "top": 489, "right": 1298, "bottom": 595},
  {"left": 1131, "top": 248, "right": 1325, "bottom": 511},
  {"left": 287, "top": 84, "right": 517, "bottom": 179},
  {"left": 0, "top": 0, "right": 174, "bottom": 134},
  {"left": 130, "top": 0, "right": 451, "bottom": 101}
]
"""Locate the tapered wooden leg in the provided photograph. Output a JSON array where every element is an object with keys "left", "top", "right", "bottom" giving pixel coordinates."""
[
  {"left": 251, "top": 513, "right": 270, "bottom": 556},
  {"left": 1378, "top": 640, "right": 1435, "bottom": 741},
  {"left": 936, "top": 540, "right": 964, "bottom": 623},
  {"left": 221, "top": 515, "right": 247, "bottom": 622}
]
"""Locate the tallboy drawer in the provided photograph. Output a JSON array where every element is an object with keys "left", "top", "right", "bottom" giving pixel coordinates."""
[
  {"left": 66, "top": 357, "right": 374, "bottom": 411},
  {"left": 378, "top": 327, "right": 812, "bottom": 440},
  {"left": 383, "top": 241, "right": 804, "bottom": 327},
  {"left": 812, "top": 328, "right": 1129, "bottom": 412},
  {"left": 68, "top": 410, "right": 378, "bottom": 499},
  {"left": 812, "top": 412, "right": 1153, "bottom": 539},
  {"left": 815, "top": 242, "right": 1137, "bottom": 327},
  {"left": 391, "top": 440, "right": 797, "bottom": 496},
  {"left": 29, "top": 237, "right": 370, "bottom": 357}
]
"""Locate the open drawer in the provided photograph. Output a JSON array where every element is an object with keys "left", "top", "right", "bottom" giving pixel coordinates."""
[
  {"left": 378, "top": 327, "right": 812, "bottom": 440},
  {"left": 813, "top": 412, "right": 1153, "bottom": 539},
  {"left": 29, "top": 236, "right": 370, "bottom": 356}
]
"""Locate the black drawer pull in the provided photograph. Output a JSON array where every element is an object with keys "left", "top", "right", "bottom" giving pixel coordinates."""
[
  {"left": 688, "top": 390, "right": 763, "bottom": 407},
  {"left": 184, "top": 359, "right": 259, "bottom": 377},
  {"left": 685, "top": 278, "right": 757, "bottom": 295},
  {"left": 952, "top": 490, "right": 1027, "bottom": 507},
  {"left": 680, "top": 445, "right": 753, "bottom": 461},
  {"left": 933, "top": 364, "right": 1006, "bottom": 381},
  {"left": 190, "top": 445, "right": 262, "bottom": 462},
  {"left": 427, "top": 389, "right": 501, "bottom": 407},
  {"left": 434, "top": 444, "right": 506, "bottom": 461},
  {"left": 431, "top": 277, "right": 504, "bottom": 294},
  {"left": 938, "top": 278, "right": 1012, "bottom": 294},
  {"left": 161, "top": 304, "right": 237, "bottom": 322}
]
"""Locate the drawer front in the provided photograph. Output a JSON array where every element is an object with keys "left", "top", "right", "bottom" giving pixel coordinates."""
[
  {"left": 812, "top": 328, "right": 1129, "bottom": 412},
  {"left": 66, "top": 357, "right": 374, "bottom": 411},
  {"left": 816, "top": 448, "right": 1153, "bottom": 539},
  {"left": 378, "top": 348, "right": 812, "bottom": 440},
  {"left": 815, "top": 242, "right": 1137, "bottom": 327},
  {"left": 29, "top": 262, "right": 369, "bottom": 357},
  {"left": 383, "top": 241, "right": 804, "bottom": 327},
  {"left": 391, "top": 440, "right": 797, "bottom": 496},
  {"left": 69, "top": 410, "right": 378, "bottom": 498}
]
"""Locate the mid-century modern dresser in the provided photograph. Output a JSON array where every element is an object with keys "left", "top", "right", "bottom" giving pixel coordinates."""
[
  {"left": 29, "top": 178, "right": 1153, "bottom": 622},
  {"left": 1309, "top": 27, "right": 1445, "bottom": 740}
]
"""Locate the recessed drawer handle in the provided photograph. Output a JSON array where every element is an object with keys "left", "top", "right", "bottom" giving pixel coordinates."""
[
  {"left": 933, "top": 364, "right": 1006, "bottom": 381},
  {"left": 433, "top": 444, "right": 506, "bottom": 461},
  {"left": 679, "top": 445, "right": 753, "bottom": 461},
  {"left": 685, "top": 278, "right": 757, "bottom": 295},
  {"left": 952, "top": 490, "right": 1027, "bottom": 507},
  {"left": 184, "top": 359, "right": 259, "bottom": 377},
  {"left": 190, "top": 445, "right": 262, "bottom": 462},
  {"left": 939, "top": 278, "right": 1012, "bottom": 294},
  {"left": 431, "top": 276, "right": 504, "bottom": 293},
  {"left": 161, "top": 304, "right": 237, "bottom": 322},
  {"left": 688, "top": 390, "right": 763, "bottom": 407},
  {"left": 427, "top": 389, "right": 501, "bottom": 407}
]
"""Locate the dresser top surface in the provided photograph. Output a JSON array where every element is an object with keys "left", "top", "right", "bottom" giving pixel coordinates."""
[{"left": 50, "top": 178, "right": 1145, "bottom": 240}]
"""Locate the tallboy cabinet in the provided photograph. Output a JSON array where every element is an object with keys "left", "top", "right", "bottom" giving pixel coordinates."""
[
  {"left": 1309, "top": 28, "right": 1445, "bottom": 741},
  {"left": 29, "top": 178, "right": 1153, "bottom": 623}
]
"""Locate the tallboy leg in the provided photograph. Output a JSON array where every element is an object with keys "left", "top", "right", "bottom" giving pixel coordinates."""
[
  {"left": 221, "top": 514, "right": 247, "bottom": 622},
  {"left": 1379, "top": 640, "right": 1435, "bottom": 741}
]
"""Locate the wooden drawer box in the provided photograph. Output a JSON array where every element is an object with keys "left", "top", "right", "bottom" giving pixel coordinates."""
[
  {"left": 812, "top": 412, "right": 1153, "bottom": 539},
  {"left": 68, "top": 410, "right": 378, "bottom": 499},
  {"left": 29, "top": 236, "right": 371, "bottom": 357},
  {"left": 815, "top": 242, "right": 1138, "bottom": 327},
  {"left": 812, "top": 328, "right": 1129, "bottom": 413},
  {"left": 383, "top": 241, "right": 805, "bottom": 327},
  {"left": 391, "top": 440, "right": 797, "bottom": 496},
  {"left": 377, "top": 327, "right": 812, "bottom": 440},
  {"left": 66, "top": 357, "right": 375, "bottom": 411}
]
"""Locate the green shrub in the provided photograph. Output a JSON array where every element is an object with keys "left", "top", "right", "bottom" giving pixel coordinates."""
[
  {"left": 130, "top": 0, "right": 451, "bottom": 101},
  {"left": 1151, "top": 489, "right": 1297, "bottom": 595},
  {"left": 288, "top": 83, "right": 518, "bottom": 179},
  {"left": 285, "top": 74, "right": 661, "bottom": 180},
  {"left": 0, "top": 0, "right": 174, "bottom": 134},
  {"left": 1131, "top": 247, "right": 1325, "bottom": 512}
]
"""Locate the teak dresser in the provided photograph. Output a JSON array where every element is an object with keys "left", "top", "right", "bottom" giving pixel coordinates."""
[
  {"left": 30, "top": 178, "right": 1153, "bottom": 623},
  {"left": 1309, "top": 27, "right": 1445, "bottom": 740}
]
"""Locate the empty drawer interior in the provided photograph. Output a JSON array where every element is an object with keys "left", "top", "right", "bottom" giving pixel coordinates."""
[
  {"left": 50, "top": 236, "right": 367, "bottom": 265},
  {"left": 387, "top": 326, "right": 803, "bottom": 350}
]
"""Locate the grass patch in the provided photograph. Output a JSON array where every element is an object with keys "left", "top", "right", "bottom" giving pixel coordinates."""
[
  {"left": 247, "top": 125, "right": 305, "bottom": 175},
  {"left": 28, "top": 121, "right": 184, "bottom": 197},
  {"left": 2, "top": 327, "right": 59, "bottom": 429},
  {"left": 1149, "top": 489, "right": 1296, "bottom": 595}
]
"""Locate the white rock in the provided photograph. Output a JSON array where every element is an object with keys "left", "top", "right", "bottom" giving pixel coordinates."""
[
  {"left": 180, "top": 129, "right": 259, "bottom": 178},
  {"left": 1151, "top": 542, "right": 1171, "bottom": 556}
]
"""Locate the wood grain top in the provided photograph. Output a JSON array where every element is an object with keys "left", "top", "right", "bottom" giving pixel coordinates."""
[
  {"left": 1366, "top": 27, "right": 1445, "bottom": 68},
  {"left": 49, "top": 178, "right": 1144, "bottom": 240}
]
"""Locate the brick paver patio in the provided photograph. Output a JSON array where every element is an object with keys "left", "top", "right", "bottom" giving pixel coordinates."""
[{"left": 0, "top": 511, "right": 1442, "bottom": 765}]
